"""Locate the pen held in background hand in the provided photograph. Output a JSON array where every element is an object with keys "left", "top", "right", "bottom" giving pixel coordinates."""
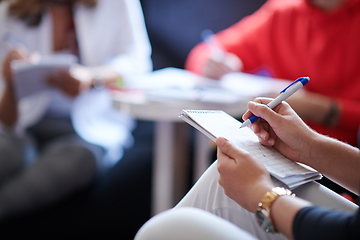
[
  {"left": 240, "top": 77, "right": 310, "bottom": 128},
  {"left": 2, "top": 32, "right": 29, "bottom": 59},
  {"left": 201, "top": 29, "right": 227, "bottom": 62},
  {"left": 201, "top": 29, "right": 242, "bottom": 73}
]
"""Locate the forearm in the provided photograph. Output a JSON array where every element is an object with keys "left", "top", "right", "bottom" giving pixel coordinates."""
[
  {"left": 271, "top": 196, "right": 311, "bottom": 239},
  {"left": 286, "top": 91, "right": 339, "bottom": 127},
  {"left": 306, "top": 134, "right": 360, "bottom": 194},
  {"left": 185, "top": 43, "right": 211, "bottom": 75},
  {"left": 0, "top": 84, "right": 17, "bottom": 126}
]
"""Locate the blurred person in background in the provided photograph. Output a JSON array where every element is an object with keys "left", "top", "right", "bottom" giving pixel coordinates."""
[
  {"left": 186, "top": 0, "right": 360, "bottom": 149},
  {"left": 185, "top": 0, "right": 360, "bottom": 199},
  {"left": 0, "top": 0, "right": 151, "bottom": 221}
]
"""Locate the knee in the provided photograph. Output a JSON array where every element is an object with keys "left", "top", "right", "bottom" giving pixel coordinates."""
[
  {"left": 0, "top": 135, "right": 25, "bottom": 182},
  {"left": 135, "top": 208, "right": 255, "bottom": 240},
  {"left": 63, "top": 144, "right": 98, "bottom": 175},
  {"left": 41, "top": 144, "right": 98, "bottom": 188}
]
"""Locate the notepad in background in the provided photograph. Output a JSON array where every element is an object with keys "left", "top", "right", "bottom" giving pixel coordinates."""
[
  {"left": 146, "top": 87, "right": 245, "bottom": 104},
  {"left": 220, "top": 72, "right": 292, "bottom": 98},
  {"left": 179, "top": 109, "right": 322, "bottom": 190},
  {"left": 11, "top": 54, "right": 78, "bottom": 100},
  {"left": 124, "top": 67, "right": 245, "bottom": 104}
]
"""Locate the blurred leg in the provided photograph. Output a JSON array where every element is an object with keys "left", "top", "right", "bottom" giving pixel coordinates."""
[
  {"left": 0, "top": 134, "right": 99, "bottom": 221},
  {"left": 0, "top": 134, "right": 27, "bottom": 183}
]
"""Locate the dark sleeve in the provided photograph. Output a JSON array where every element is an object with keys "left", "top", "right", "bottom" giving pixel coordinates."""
[{"left": 293, "top": 205, "right": 360, "bottom": 240}]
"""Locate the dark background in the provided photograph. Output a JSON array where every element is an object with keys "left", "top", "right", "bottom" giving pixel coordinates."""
[{"left": 0, "top": 1, "right": 266, "bottom": 239}]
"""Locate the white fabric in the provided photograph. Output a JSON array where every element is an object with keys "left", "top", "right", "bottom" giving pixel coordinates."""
[
  {"left": 136, "top": 161, "right": 358, "bottom": 240},
  {"left": 0, "top": 0, "right": 152, "bottom": 168},
  {"left": 135, "top": 207, "right": 257, "bottom": 240},
  {"left": 71, "top": 88, "right": 135, "bottom": 170}
]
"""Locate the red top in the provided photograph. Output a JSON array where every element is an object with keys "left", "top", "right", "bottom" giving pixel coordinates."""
[{"left": 186, "top": 0, "right": 360, "bottom": 146}]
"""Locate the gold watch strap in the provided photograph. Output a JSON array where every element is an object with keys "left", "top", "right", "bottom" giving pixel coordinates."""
[{"left": 258, "top": 187, "right": 295, "bottom": 210}]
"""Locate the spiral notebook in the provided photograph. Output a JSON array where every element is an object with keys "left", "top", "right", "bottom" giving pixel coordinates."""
[
  {"left": 11, "top": 54, "right": 78, "bottom": 100},
  {"left": 179, "top": 109, "right": 322, "bottom": 190}
]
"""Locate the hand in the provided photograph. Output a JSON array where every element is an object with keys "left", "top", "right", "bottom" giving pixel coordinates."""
[
  {"left": 46, "top": 64, "right": 93, "bottom": 97},
  {"left": 243, "top": 98, "right": 319, "bottom": 164},
  {"left": 216, "top": 137, "right": 274, "bottom": 212},
  {"left": 1, "top": 47, "right": 29, "bottom": 86},
  {"left": 203, "top": 52, "right": 242, "bottom": 80},
  {"left": 0, "top": 47, "right": 30, "bottom": 126}
]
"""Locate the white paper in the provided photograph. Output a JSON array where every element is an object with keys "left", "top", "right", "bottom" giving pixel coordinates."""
[{"left": 220, "top": 72, "right": 292, "bottom": 98}]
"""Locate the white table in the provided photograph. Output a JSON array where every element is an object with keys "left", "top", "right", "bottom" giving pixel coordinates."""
[{"left": 111, "top": 68, "right": 250, "bottom": 215}]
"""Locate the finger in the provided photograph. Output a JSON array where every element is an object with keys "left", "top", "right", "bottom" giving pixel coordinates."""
[
  {"left": 205, "top": 60, "right": 230, "bottom": 79},
  {"left": 48, "top": 71, "right": 73, "bottom": 86},
  {"left": 10, "top": 50, "right": 23, "bottom": 60},
  {"left": 253, "top": 97, "right": 274, "bottom": 105},
  {"left": 216, "top": 137, "right": 231, "bottom": 160},
  {"left": 16, "top": 46, "right": 30, "bottom": 60},
  {"left": 258, "top": 136, "right": 276, "bottom": 146},
  {"left": 246, "top": 101, "right": 284, "bottom": 126},
  {"left": 216, "top": 137, "right": 249, "bottom": 163},
  {"left": 242, "top": 98, "right": 274, "bottom": 121},
  {"left": 45, "top": 75, "right": 60, "bottom": 86}
]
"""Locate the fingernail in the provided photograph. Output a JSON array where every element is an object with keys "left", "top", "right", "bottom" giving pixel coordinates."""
[
  {"left": 216, "top": 137, "right": 228, "bottom": 146},
  {"left": 248, "top": 101, "right": 255, "bottom": 107},
  {"left": 260, "top": 133, "right": 266, "bottom": 140}
]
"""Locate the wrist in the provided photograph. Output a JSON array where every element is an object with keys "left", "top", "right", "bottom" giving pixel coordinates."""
[
  {"left": 271, "top": 194, "right": 311, "bottom": 238},
  {"left": 323, "top": 101, "right": 339, "bottom": 127},
  {"left": 4, "top": 80, "right": 15, "bottom": 96},
  {"left": 251, "top": 183, "right": 275, "bottom": 212},
  {"left": 92, "top": 75, "right": 106, "bottom": 90},
  {"left": 256, "top": 187, "right": 295, "bottom": 233}
]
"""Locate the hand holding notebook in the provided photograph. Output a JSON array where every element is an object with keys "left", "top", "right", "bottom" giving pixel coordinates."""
[
  {"left": 179, "top": 109, "right": 322, "bottom": 189},
  {"left": 11, "top": 53, "right": 78, "bottom": 100}
]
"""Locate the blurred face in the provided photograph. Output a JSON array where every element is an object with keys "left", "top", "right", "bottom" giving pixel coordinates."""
[{"left": 308, "top": 0, "right": 345, "bottom": 11}]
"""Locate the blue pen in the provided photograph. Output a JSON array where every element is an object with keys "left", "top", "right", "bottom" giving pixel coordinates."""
[
  {"left": 201, "top": 29, "right": 226, "bottom": 61},
  {"left": 2, "top": 32, "right": 28, "bottom": 58},
  {"left": 240, "top": 77, "right": 310, "bottom": 128}
]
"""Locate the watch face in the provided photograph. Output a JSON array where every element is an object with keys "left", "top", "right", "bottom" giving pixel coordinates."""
[{"left": 256, "top": 209, "right": 275, "bottom": 233}]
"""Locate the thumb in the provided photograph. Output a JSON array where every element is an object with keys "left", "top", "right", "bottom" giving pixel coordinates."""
[{"left": 216, "top": 137, "right": 246, "bottom": 161}]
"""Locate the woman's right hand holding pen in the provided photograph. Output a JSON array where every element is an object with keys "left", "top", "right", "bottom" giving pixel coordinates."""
[
  {"left": 246, "top": 97, "right": 360, "bottom": 194},
  {"left": 242, "top": 98, "right": 319, "bottom": 165},
  {"left": 203, "top": 53, "right": 242, "bottom": 80},
  {"left": 201, "top": 30, "right": 242, "bottom": 80}
]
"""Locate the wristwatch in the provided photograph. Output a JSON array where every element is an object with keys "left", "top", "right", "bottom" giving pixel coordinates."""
[
  {"left": 256, "top": 187, "right": 295, "bottom": 233},
  {"left": 93, "top": 75, "right": 106, "bottom": 90}
]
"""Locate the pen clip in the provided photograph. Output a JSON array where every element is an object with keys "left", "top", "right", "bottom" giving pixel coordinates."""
[{"left": 280, "top": 77, "right": 309, "bottom": 93}]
